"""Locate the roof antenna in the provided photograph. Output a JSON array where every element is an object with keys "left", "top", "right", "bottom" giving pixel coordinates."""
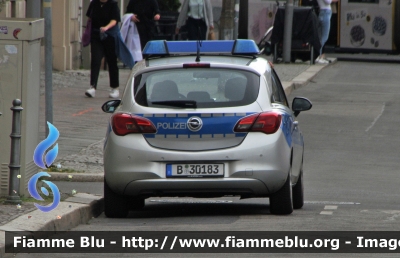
[{"left": 195, "top": 4, "right": 202, "bottom": 62}]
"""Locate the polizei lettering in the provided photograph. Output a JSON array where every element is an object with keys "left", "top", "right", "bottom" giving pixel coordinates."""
[{"left": 157, "top": 122, "right": 186, "bottom": 130}]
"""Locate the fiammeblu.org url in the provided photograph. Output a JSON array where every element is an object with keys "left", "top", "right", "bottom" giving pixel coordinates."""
[
  {"left": 121, "top": 236, "right": 339, "bottom": 250},
  {"left": 172, "top": 236, "right": 339, "bottom": 250}
]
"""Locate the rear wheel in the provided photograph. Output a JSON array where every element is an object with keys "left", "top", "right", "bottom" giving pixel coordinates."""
[
  {"left": 292, "top": 169, "right": 304, "bottom": 209},
  {"left": 129, "top": 198, "right": 145, "bottom": 210},
  {"left": 269, "top": 173, "right": 293, "bottom": 215},
  {"left": 104, "top": 180, "right": 129, "bottom": 218}
]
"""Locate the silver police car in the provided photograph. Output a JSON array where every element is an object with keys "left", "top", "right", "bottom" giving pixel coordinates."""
[{"left": 101, "top": 40, "right": 312, "bottom": 218}]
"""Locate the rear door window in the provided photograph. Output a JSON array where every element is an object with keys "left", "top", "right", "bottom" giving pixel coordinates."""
[
  {"left": 270, "top": 69, "right": 289, "bottom": 107},
  {"left": 134, "top": 68, "right": 260, "bottom": 108}
]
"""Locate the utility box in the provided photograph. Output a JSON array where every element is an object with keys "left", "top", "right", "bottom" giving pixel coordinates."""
[{"left": 0, "top": 18, "right": 44, "bottom": 197}]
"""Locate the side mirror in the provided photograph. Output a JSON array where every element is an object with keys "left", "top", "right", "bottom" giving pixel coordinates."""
[
  {"left": 101, "top": 100, "right": 121, "bottom": 113},
  {"left": 292, "top": 97, "right": 312, "bottom": 117}
]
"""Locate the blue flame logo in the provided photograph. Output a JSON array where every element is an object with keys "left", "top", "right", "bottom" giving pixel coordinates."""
[
  {"left": 28, "top": 172, "right": 61, "bottom": 212},
  {"left": 33, "top": 122, "right": 59, "bottom": 169},
  {"left": 29, "top": 122, "right": 61, "bottom": 212}
]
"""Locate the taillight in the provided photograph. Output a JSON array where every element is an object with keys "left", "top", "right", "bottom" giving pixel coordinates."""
[
  {"left": 111, "top": 113, "right": 156, "bottom": 136},
  {"left": 234, "top": 113, "right": 259, "bottom": 132},
  {"left": 234, "top": 112, "right": 282, "bottom": 134}
]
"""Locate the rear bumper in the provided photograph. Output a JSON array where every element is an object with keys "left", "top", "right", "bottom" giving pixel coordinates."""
[
  {"left": 108, "top": 169, "right": 284, "bottom": 197},
  {"left": 124, "top": 178, "right": 268, "bottom": 197},
  {"left": 104, "top": 132, "right": 292, "bottom": 197}
]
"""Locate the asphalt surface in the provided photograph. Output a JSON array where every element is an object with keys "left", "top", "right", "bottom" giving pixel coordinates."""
[
  {"left": 12, "top": 52, "right": 400, "bottom": 257},
  {"left": 0, "top": 56, "right": 335, "bottom": 257},
  {"left": 12, "top": 58, "right": 400, "bottom": 258}
]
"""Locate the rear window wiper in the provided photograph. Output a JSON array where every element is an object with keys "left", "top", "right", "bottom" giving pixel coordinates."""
[{"left": 151, "top": 100, "right": 197, "bottom": 108}]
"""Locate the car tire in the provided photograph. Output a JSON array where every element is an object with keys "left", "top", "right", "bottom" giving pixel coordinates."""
[
  {"left": 129, "top": 198, "right": 145, "bottom": 210},
  {"left": 269, "top": 173, "right": 293, "bottom": 215},
  {"left": 292, "top": 169, "right": 304, "bottom": 209},
  {"left": 104, "top": 180, "right": 129, "bottom": 218}
]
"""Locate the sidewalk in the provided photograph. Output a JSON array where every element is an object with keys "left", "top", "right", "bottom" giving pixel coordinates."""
[{"left": 0, "top": 57, "right": 335, "bottom": 258}]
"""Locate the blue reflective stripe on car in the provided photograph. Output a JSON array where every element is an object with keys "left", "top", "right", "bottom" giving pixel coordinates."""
[
  {"left": 280, "top": 113, "right": 292, "bottom": 147},
  {"left": 137, "top": 113, "right": 254, "bottom": 138}
]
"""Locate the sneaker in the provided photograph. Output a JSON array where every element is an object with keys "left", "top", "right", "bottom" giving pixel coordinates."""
[
  {"left": 85, "top": 87, "right": 96, "bottom": 98},
  {"left": 316, "top": 58, "right": 329, "bottom": 64},
  {"left": 323, "top": 58, "right": 332, "bottom": 63},
  {"left": 109, "top": 88, "right": 120, "bottom": 98}
]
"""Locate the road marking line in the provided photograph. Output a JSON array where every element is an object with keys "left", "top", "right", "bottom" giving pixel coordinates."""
[
  {"left": 305, "top": 201, "right": 360, "bottom": 205},
  {"left": 366, "top": 102, "right": 385, "bottom": 132},
  {"left": 72, "top": 108, "right": 93, "bottom": 117},
  {"left": 324, "top": 205, "right": 338, "bottom": 210},
  {"left": 320, "top": 211, "right": 333, "bottom": 215},
  {"left": 150, "top": 199, "right": 232, "bottom": 203}
]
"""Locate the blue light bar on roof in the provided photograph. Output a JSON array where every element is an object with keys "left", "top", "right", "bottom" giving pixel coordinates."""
[
  {"left": 233, "top": 40, "right": 260, "bottom": 55},
  {"left": 142, "top": 40, "right": 260, "bottom": 57},
  {"left": 142, "top": 40, "right": 168, "bottom": 55}
]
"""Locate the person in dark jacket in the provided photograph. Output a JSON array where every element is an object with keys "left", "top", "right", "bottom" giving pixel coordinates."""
[
  {"left": 126, "top": 0, "right": 161, "bottom": 50},
  {"left": 85, "top": 0, "right": 121, "bottom": 98}
]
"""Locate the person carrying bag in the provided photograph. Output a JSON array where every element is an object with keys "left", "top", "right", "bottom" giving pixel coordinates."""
[{"left": 82, "top": 12, "right": 92, "bottom": 47}]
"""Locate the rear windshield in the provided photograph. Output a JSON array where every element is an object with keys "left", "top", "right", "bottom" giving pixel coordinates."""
[{"left": 134, "top": 68, "right": 260, "bottom": 108}]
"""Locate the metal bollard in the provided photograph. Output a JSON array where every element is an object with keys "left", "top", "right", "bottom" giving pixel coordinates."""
[
  {"left": 283, "top": 0, "right": 294, "bottom": 63},
  {"left": 5, "top": 99, "right": 23, "bottom": 205}
]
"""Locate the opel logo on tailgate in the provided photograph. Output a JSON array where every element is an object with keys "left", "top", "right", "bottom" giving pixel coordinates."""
[{"left": 187, "top": 116, "right": 203, "bottom": 132}]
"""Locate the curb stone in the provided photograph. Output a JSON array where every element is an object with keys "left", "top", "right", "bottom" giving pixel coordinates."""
[
  {"left": 285, "top": 58, "right": 336, "bottom": 94},
  {"left": 0, "top": 193, "right": 104, "bottom": 258},
  {"left": 49, "top": 172, "right": 104, "bottom": 182}
]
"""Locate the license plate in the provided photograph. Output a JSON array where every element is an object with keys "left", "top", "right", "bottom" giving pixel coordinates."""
[{"left": 166, "top": 164, "right": 224, "bottom": 177}]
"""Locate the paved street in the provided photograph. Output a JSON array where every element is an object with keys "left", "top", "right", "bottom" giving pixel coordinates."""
[
  {"left": 12, "top": 61, "right": 400, "bottom": 258},
  {"left": 42, "top": 60, "right": 400, "bottom": 220},
  {"left": 295, "top": 61, "right": 400, "bottom": 212}
]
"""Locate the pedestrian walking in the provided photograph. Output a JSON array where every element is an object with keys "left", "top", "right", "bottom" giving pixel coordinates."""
[
  {"left": 315, "top": 0, "right": 339, "bottom": 64},
  {"left": 85, "top": 0, "right": 134, "bottom": 99},
  {"left": 126, "top": 0, "right": 161, "bottom": 50},
  {"left": 175, "top": 0, "right": 214, "bottom": 41}
]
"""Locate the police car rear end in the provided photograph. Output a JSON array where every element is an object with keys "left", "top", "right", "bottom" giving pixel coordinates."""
[{"left": 101, "top": 40, "right": 312, "bottom": 218}]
